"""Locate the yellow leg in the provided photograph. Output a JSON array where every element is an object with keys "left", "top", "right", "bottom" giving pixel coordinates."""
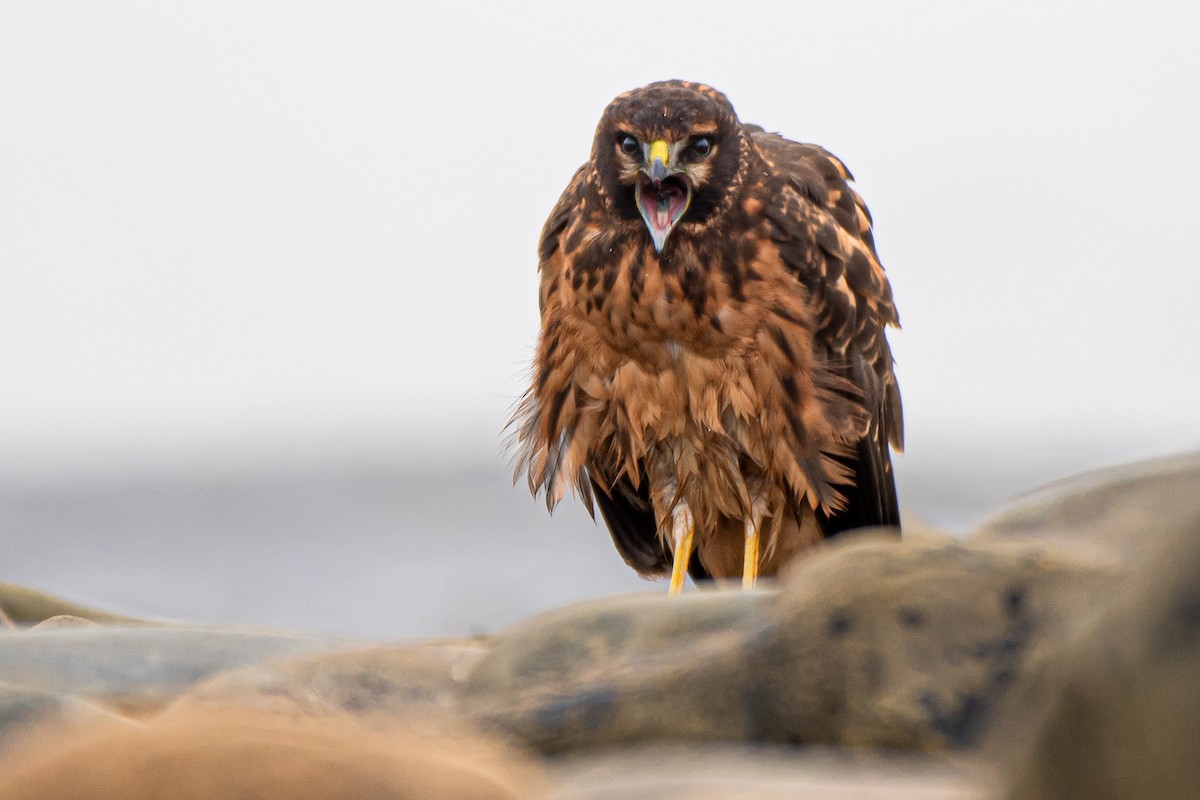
[
  {"left": 668, "top": 507, "right": 695, "bottom": 597},
  {"left": 743, "top": 518, "right": 760, "bottom": 589}
]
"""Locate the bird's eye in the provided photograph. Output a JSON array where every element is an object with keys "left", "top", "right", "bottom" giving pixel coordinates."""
[
  {"left": 618, "top": 134, "right": 639, "bottom": 155},
  {"left": 691, "top": 137, "right": 712, "bottom": 157}
]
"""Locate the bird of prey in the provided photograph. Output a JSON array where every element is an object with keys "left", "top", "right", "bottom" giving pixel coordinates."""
[{"left": 512, "top": 80, "right": 903, "bottom": 593}]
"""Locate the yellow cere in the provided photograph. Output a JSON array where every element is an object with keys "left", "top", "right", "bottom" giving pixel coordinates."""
[{"left": 648, "top": 139, "right": 670, "bottom": 166}]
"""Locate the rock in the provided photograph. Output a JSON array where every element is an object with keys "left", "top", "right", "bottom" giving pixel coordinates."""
[
  {"left": 973, "top": 452, "right": 1200, "bottom": 562},
  {"left": 994, "top": 457, "right": 1200, "bottom": 800},
  {"left": 0, "top": 682, "right": 133, "bottom": 752},
  {"left": 4, "top": 451, "right": 1198, "bottom": 798},
  {"left": 0, "top": 706, "right": 544, "bottom": 800},
  {"left": 466, "top": 534, "right": 1110, "bottom": 753},
  {"left": 0, "top": 583, "right": 145, "bottom": 626},
  {"left": 0, "top": 625, "right": 352, "bottom": 714},
  {"left": 175, "top": 640, "right": 489, "bottom": 723},
  {"left": 30, "top": 615, "right": 98, "bottom": 630},
  {"left": 545, "top": 743, "right": 995, "bottom": 800},
  {"left": 470, "top": 454, "right": 1200, "bottom": 757},
  {"left": 0, "top": 682, "right": 70, "bottom": 740},
  {"left": 466, "top": 589, "right": 770, "bottom": 698}
]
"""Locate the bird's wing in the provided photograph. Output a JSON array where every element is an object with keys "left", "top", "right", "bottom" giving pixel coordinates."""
[
  {"left": 515, "top": 165, "right": 590, "bottom": 509},
  {"left": 536, "top": 165, "right": 587, "bottom": 314},
  {"left": 752, "top": 130, "right": 903, "bottom": 532},
  {"left": 587, "top": 472, "right": 671, "bottom": 577}
]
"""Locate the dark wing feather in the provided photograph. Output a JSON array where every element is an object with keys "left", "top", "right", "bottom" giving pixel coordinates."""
[
  {"left": 815, "top": 357, "right": 901, "bottom": 534},
  {"left": 587, "top": 470, "right": 670, "bottom": 577},
  {"left": 752, "top": 129, "right": 903, "bottom": 533}
]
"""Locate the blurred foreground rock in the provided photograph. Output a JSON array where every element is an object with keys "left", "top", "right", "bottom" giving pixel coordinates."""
[
  {"left": 0, "top": 582, "right": 144, "bottom": 626},
  {"left": 1, "top": 452, "right": 1198, "bottom": 798},
  {"left": 995, "top": 457, "right": 1200, "bottom": 800},
  {"left": 544, "top": 744, "right": 991, "bottom": 800},
  {"left": 463, "top": 538, "right": 1107, "bottom": 753},
  {"left": 0, "top": 707, "right": 541, "bottom": 800}
]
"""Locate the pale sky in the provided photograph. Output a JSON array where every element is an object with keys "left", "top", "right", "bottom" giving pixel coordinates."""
[{"left": 2, "top": 1, "right": 1198, "bottom": 477}]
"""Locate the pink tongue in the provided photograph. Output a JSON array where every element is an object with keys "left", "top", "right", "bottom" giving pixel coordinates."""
[
  {"left": 655, "top": 184, "right": 684, "bottom": 229},
  {"left": 656, "top": 201, "right": 671, "bottom": 228}
]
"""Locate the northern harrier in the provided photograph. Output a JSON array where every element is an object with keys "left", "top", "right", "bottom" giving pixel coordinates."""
[{"left": 512, "top": 81, "right": 902, "bottom": 593}]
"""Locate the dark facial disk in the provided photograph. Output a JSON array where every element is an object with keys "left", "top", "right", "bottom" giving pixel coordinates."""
[{"left": 593, "top": 81, "right": 743, "bottom": 252}]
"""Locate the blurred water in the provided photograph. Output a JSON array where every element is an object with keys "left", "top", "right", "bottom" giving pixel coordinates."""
[{"left": 1, "top": 438, "right": 1179, "bottom": 639}]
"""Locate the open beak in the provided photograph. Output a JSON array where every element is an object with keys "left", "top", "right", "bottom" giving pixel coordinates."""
[{"left": 635, "top": 139, "right": 692, "bottom": 253}]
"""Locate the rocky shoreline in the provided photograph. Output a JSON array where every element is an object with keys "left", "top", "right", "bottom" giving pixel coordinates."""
[{"left": 2, "top": 453, "right": 1198, "bottom": 798}]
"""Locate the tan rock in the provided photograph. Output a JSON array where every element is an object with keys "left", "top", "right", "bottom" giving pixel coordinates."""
[
  {"left": 0, "top": 706, "right": 544, "bottom": 800},
  {"left": 0, "top": 583, "right": 145, "bottom": 626}
]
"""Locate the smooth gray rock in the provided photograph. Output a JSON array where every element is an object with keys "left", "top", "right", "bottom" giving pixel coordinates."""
[
  {"left": 0, "top": 626, "right": 351, "bottom": 709},
  {"left": 175, "top": 640, "right": 489, "bottom": 721},
  {"left": 0, "top": 681, "right": 132, "bottom": 751}
]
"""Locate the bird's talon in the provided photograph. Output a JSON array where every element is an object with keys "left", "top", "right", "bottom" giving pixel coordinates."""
[
  {"left": 668, "top": 510, "right": 695, "bottom": 596},
  {"left": 743, "top": 522, "right": 760, "bottom": 589}
]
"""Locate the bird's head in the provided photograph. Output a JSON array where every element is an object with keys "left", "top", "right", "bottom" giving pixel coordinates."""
[{"left": 593, "top": 81, "right": 743, "bottom": 253}]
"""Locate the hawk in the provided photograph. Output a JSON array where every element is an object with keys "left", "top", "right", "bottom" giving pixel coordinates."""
[{"left": 512, "top": 81, "right": 903, "bottom": 593}]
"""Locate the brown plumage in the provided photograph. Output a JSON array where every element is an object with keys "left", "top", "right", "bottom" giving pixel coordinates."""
[{"left": 512, "top": 80, "right": 903, "bottom": 587}]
